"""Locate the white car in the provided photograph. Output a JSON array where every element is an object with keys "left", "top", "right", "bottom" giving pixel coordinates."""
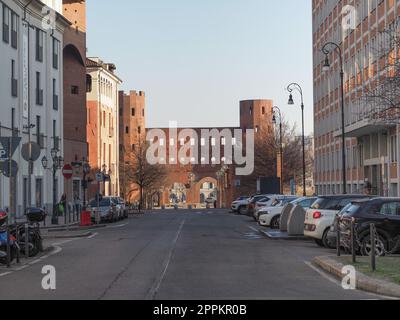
[
  {"left": 259, "top": 197, "right": 317, "bottom": 228},
  {"left": 304, "top": 195, "right": 371, "bottom": 248},
  {"left": 257, "top": 196, "right": 299, "bottom": 228},
  {"left": 231, "top": 197, "right": 250, "bottom": 214},
  {"left": 253, "top": 195, "right": 281, "bottom": 220}
]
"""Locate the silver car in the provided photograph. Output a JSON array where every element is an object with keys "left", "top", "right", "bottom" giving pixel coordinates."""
[{"left": 89, "top": 197, "right": 118, "bottom": 223}]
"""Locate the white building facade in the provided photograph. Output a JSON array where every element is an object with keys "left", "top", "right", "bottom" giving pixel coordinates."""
[{"left": 0, "top": 0, "right": 69, "bottom": 217}]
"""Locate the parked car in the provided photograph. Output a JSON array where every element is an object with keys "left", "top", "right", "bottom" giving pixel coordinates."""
[
  {"left": 257, "top": 196, "right": 300, "bottom": 228},
  {"left": 259, "top": 196, "right": 318, "bottom": 229},
  {"left": 231, "top": 197, "right": 250, "bottom": 214},
  {"left": 339, "top": 198, "right": 400, "bottom": 256},
  {"left": 253, "top": 195, "right": 281, "bottom": 219},
  {"left": 89, "top": 197, "right": 118, "bottom": 223},
  {"left": 246, "top": 195, "right": 271, "bottom": 217},
  {"left": 304, "top": 195, "right": 372, "bottom": 248}
]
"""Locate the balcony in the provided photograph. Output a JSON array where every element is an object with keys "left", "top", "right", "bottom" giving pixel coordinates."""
[{"left": 333, "top": 99, "right": 397, "bottom": 138}]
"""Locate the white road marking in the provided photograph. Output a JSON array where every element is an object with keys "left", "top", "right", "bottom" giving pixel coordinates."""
[
  {"left": 0, "top": 272, "right": 12, "bottom": 277},
  {"left": 248, "top": 226, "right": 260, "bottom": 233},
  {"left": 147, "top": 219, "right": 185, "bottom": 300},
  {"left": 109, "top": 223, "right": 129, "bottom": 229},
  {"left": 87, "top": 232, "right": 98, "bottom": 239}
]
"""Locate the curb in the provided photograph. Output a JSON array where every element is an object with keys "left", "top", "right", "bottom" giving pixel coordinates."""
[
  {"left": 313, "top": 255, "right": 400, "bottom": 298},
  {"left": 0, "top": 245, "right": 56, "bottom": 271},
  {"left": 46, "top": 224, "right": 107, "bottom": 233},
  {"left": 42, "top": 231, "right": 93, "bottom": 239}
]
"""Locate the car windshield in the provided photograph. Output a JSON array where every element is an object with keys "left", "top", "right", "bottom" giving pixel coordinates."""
[
  {"left": 342, "top": 204, "right": 362, "bottom": 217},
  {"left": 311, "top": 198, "right": 341, "bottom": 210}
]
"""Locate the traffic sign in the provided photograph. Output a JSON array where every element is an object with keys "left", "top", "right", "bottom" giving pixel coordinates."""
[
  {"left": 62, "top": 164, "right": 73, "bottom": 179},
  {"left": 1, "top": 160, "right": 19, "bottom": 178},
  {"left": 0, "top": 137, "right": 22, "bottom": 160},
  {"left": 21, "top": 142, "right": 41, "bottom": 162}
]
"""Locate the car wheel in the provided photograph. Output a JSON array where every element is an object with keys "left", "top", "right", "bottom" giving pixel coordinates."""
[
  {"left": 315, "top": 239, "right": 324, "bottom": 247},
  {"left": 270, "top": 216, "right": 280, "bottom": 230},
  {"left": 361, "top": 233, "right": 387, "bottom": 257},
  {"left": 238, "top": 206, "right": 245, "bottom": 215},
  {"left": 322, "top": 229, "right": 336, "bottom": 249}
]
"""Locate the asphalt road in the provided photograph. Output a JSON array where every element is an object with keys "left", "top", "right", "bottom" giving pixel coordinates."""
[{"left": 0, "top": 209, "right": 383, "bottom": 300}]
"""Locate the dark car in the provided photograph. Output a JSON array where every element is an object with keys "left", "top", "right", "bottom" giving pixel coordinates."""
[{"left": 339, "top": 198, "right": 400, "bottom": 256}]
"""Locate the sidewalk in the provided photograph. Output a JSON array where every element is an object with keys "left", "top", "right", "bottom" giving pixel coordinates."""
[{"left": 313, "top": 255, "right": 400, "bottom": 298}]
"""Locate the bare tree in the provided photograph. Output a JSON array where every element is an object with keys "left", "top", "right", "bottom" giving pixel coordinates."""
[
  {"left": 122, "top": 140, "right": 167, "bottom": 211},
  {"left": 238, "top": 120, "right": 313, "bottom": 195},
  {"left": 363, "top": 22, "right": 400, "bottom": 123}
]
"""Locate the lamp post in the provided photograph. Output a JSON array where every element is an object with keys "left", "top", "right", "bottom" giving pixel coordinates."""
[
  {"left": 322, "top": 41, "right": 347, "bottom": 194},
  {"left": 287, "top": 83, "right": 307, "bottom": 197},
  {"left": 273, "top": 106, "right": 284, "bottom": 195},
  {"left": 42, "top": 148, "right": 63, "bottom": 225}
]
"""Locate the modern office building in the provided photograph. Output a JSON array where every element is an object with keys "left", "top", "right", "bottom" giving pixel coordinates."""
[{"left": 313, "top": 0, "right": 400, "bottom": 196}]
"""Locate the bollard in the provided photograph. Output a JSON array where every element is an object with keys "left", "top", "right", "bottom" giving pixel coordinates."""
[
  {"left": 351, "top": 218, "right": 357, "bottom": 263},
  {"left": 6, "top": 220, "right": 10, "bottom": 268},
  {"left": 371, "top": 223, "right": 376, "bottom": 272},
  {"left": 336, "top": 216, "right": 341, "bottom": 257},
  {"left": 15, "top": 223, "right": 20, "bottom": 264},
  {"left": 25, "top": 223, "right": 29, "bottom": 259}
]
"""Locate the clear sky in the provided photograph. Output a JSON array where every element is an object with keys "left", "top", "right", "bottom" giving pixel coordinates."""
[{"left": 87, "top": 0, "right": 313, "bottom": 135}]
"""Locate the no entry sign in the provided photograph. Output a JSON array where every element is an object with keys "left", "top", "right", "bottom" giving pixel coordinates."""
[{"left": 62, "top": 164, "right": 73, "bottom": 179}]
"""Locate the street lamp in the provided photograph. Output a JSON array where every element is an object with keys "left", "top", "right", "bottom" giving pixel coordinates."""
[
  {"left": 273, "top": 106, "right": 284, "bottom": 195},
  {"left": 82, "top": 159, "right": 91, "bottom": 210},
  {"left": 287, "top": 83, "right": 307, "bottom": 197},
  {"left": 322, "top": 41, "right": 347, "bottom": 194},
  {"left": 42, "top": 149, "right": 63, "bottom": 225}
]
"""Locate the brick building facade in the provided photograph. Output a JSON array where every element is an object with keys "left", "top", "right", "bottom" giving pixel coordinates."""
[
  {"left": 119, "top": 94, "right": 275, "bottom": 208},
  {"left": 62, "top": 0, "right": 88, "bottom": 205},
  {"left": 313, "top": 0, "right": 400, "bottom": 196}
]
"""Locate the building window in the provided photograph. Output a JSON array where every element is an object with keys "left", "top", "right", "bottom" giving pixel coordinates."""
[
  {"left": 125, "top": 126, "right": 129, "bottom": 134},
  {"left": 35, "top": 178, "right": 43, "bottom": 208},
  {"left": 71, "top": 85, "right": 79, "bottom": 95},
  {"left": 52, "top": 38, "right": 59, "bottom": 69},
  {"left": 132, "top": 144, "right": 135, "bottom": 151},
  {"left": 36, "top": 72, "right": 43, "bottom": 105},
  {"left": 138, "top": 126, "right": 141, "bottom": 134},
  {"left": 262, "top": 107, "right": 265, "bottom": 115},
  {"left": 36, "top": 116, "right": 42, "bottom": 147},
  {"left": 11, "top": 59, "right": 17, "bottom": 97},
  {"left": 2, "top": 4, "right": 9, "bottom": 44},
  {"left": 131, "top": 108, "right": 135, "bottom": 117},
  {"left": 35, "top": 28, "right": 44, "bottom": 62},
  {"left": 142, "top": 109, "right": 145, "bottom": 117},
  {"left": 53, "top": 79, "right": 58, "bottom": 110},
  {"left": 10, "top": 12, "right": 17, "bottom": 49},
  {"left": 391, "top": 135, "right": 398, "bottom": 163},
  {"left": 86, "top": 74, "right": 92, "bottom": 92}
]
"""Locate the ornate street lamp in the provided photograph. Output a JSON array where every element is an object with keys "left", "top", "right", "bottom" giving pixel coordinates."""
[
  {"left": 322, "top": 41, "right": 347, "bottom": 194},
  {"left": 287, "top": 83, "right": 307, "bottom": 197},
  {"left": 273, "top": 106, "right": 284, "bottom": 195}
]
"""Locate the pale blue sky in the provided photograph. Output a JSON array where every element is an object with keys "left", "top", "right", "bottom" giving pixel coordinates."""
[{"left": 87, "top": 0, "right": 313, "bottom": 134}]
